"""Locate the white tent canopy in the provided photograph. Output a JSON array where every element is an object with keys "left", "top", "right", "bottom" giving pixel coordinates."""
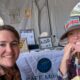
[{"left": 0, "top": 0, "right": 79, "bottom": 42}]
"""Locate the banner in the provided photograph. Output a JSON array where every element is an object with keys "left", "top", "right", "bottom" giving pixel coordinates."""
[{"left": 17, "top": 49, "right": 63, "bottom": 80}]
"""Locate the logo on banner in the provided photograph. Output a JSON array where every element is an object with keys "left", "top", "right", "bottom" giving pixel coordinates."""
[{"left": 37, "top": 58, "right": 52, "bottom": 73}]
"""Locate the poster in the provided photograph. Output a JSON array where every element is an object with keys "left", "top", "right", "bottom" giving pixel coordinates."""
[
  {"left": 39, "top": 36, "right": 53, "bottom": 49},
  {"left": 20, "top": 29, "right": 36, "bottom": 45}
]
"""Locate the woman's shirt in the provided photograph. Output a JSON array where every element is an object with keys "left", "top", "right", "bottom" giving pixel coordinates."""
[{"left": 57, "top": 57, "right": 80, "bottom": 80}]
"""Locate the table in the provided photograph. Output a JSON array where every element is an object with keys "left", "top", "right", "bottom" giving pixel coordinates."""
[{"left": 16, "top": 49, "right": 63, "bottom": 80}]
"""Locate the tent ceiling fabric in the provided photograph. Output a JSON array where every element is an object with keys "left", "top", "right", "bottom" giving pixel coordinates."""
[
  {"left": 0, "top": 0, "right": 32, "bottom": 30},
  {"left": 0, "top": 0, "right": 79, "bottom": 41}
]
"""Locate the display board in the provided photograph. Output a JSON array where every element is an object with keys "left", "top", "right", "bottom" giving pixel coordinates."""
[
  {"left": 39, "top": 36, "right": 53, "bottom": 49},
  {"left": 20, "top": 29, "right": 36, "bottom": 45}
]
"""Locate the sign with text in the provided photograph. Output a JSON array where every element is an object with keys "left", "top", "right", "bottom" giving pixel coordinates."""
[
  {"left": 39, "top": 36, "right": 53, "bottom": 49},
  {"left": 20, "top": 29, "right": 36, "bottom": 45}
]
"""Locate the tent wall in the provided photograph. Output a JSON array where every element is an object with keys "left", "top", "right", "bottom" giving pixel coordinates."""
[{"left": 0, "top": 0, "right": 79, "bottom": 43}]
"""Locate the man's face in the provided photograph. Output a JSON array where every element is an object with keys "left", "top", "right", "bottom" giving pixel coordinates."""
[{"left": 0, "top": 30, "right": 20, "bottom": 68}]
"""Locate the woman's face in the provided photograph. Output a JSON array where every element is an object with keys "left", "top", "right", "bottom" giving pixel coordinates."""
[
  {"left": 67, "top": 29, "right": 80, "bottom": 44},
  {"left": 0, "top": 30, "right": 20, "bottom": 68}
]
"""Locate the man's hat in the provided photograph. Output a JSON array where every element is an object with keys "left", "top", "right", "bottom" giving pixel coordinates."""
[{"left": 60, "top": 2, "right": 80, "bottom": 40}]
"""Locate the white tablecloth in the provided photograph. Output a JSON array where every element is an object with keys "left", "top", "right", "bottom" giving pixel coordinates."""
[{"left": 16, "top": 49, "right": 63, "bottom": 80}]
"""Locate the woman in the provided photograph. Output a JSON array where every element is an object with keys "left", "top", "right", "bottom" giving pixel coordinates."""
[
  {"left": 0, "top": 25, "right": 21, "bottom": 80},
  {"left": 57, "top": 15, "right": 80, "bottom": 80}
]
